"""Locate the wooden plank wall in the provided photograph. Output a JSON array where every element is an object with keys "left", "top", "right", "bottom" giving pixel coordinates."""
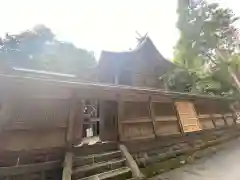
[
  {"left": 119, "top": 98, "right": 237, "bottom": 142},
  {"left": 0, "top": 96, "right": 84, "bottom": 152},
  {"left": 152, "top": 102, "right": 181, "bottom": 136},
  {"left": 194, "top": 101, "right": 236, "bottom": 130},
  {"left": 120, "top": 100, "right": 155, "bottom": 141},
  {"left": 119, "top": 97, "right": 181, "bottom": 141}
]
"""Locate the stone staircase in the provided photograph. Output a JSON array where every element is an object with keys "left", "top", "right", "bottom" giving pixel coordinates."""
[{"left": 72, "top": 142, "right": 138, "bottom": 180}]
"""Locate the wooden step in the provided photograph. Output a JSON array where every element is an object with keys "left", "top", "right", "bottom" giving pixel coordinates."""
[
  {"left": 73, "top": 142, "right": 119, "bottom": 156},
  {"left": 73, "top": 150, "right": 122, "bottom": 167},
  {"left": 78, "top": 167, "right": 132, "bottom": 180},
  {"left": 73, "top": 158, "right": 126, "bottom": 179}
]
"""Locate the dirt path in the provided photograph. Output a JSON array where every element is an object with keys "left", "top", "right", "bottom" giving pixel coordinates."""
[{"left": 150, "top": 137, "right": 240, "bottom": 180}]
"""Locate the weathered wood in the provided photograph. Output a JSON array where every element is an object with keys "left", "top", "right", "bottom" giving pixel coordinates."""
[
  {"left": 72, "top": 142, "right": 119, "bottom": 157},
  {"left": 0, "top": 160, "right": 61, "bottom": 176},
  {"left": 0, "top": 74, "right": 236, "bottom": 103},
  {"left": 73, "top": 150, "right": 121, "bottom": 167},
  {"left": 73, "top": 158, "right": 126, "bottom": 179},
  {"left": 99, "top": 100, "right": 118, "bottom": 141},
  {"left": 0, "top": 98, "right": 13, "bottom": 131},
  {"left": 222, "top": 114, "right": 228, "bottom": 126},
  {"left": 172, "top": 101, "right": 183, "bottom": 135},
  {"left": 119, "top": 144, "right": 145, "bottom": 179},
  {"left": 175, "top": 101, "right": 202, "bottom": 132},
  {"left": 118, "top": 95, "right": 124, "bottom": 141},
  {"left": 149, "top": 96, "right": 157, "bottom": 138},
  {"left": 121, "top": 122, "right": 155, "bottom": 141},
  {"left": 79, "top": 167, "right": 131, "bottom": 180},
  {"left": 72, "top": 100, "right": 84, "bottom": 145},
  {"left": 62, "top": 152, "right": 73, "bottom": 180},
  {"left": 66, "top": 97, "right": 77, "bottom": 146},
  {"left": 66, "top": 95, "right": 83, "bottom": 147},
  {"left": 0, "top": 130, "right": 66, "bottom": 151},
  {"left": 121, "top": 118, "right": 152, "bottom": 124}
]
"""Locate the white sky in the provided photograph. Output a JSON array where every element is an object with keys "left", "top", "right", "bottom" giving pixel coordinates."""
[{"left": 0, "top": 0, "right": 239, "bottom": 59}]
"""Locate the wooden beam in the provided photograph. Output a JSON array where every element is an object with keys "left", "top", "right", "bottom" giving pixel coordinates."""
[
  {"left": 117, "top": 95, "right": 124, "bottom": 142},
  {"left": 119, "top": 144, "right": 145, "bottom": 179},
  {"left": 66, "top": 97, "right": 76, "bottom": 146},
  {"left": 62, "top": 152, "right": 73, "bottom": 180},
  {"left": 0, "top": 160, "right": 61, "bottom": 176},
  {"left": 149, "top": 96, "right": 157, "bottom": 138}
]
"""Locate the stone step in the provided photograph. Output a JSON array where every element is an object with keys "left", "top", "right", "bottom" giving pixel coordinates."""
[
  {"left": 73, "top": 158, "right": 126, "bottom": 179},
  {"left": 78, "top": 167, "right": 132, "bottom": 180},
  {"left": 73, "top": 150, "right": 122, "bottom": 167}
]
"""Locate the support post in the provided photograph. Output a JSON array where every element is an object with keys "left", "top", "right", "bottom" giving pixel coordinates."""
[
  {"left": 117, "top": 95, "right": 124, "bottom": 142},
  {"left": 62, "top": 152, "right": 73, "bottom": 180},
  {"left": 63, "top": 94, "right": 83, "bottom": 180},
  {"left": 210, "top": 114, "right": 217, "bottom": 128},
  {"left": 119, "top": 144, "right": 145, "bottom": 179},
  {"left": 0, "top": 98, "right": 13, "bottom": 132},
  {"left": 222, "top": 114, "right": 228, "bottom": 126},
  {"left": 149, "top": 96, "right": 157, "bottom": 138},
  {"left": 66, "top": 95, "right": 83, "bottom": 147}
]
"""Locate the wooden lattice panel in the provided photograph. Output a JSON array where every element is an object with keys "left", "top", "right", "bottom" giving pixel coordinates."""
[{"left": 175, "top": 101, "right": 202, "bottom": 132}]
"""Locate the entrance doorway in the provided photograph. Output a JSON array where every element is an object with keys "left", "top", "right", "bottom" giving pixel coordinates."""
[{"left": 81, "top": 99, "right": 119, "bottom": 144}]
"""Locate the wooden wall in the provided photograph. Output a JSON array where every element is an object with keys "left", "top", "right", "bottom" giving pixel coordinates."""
[
  {"left": 152, "top": 102, "right": 180, "bottom": 136},
  {"left": 118, "top": 98, "right": 182, "bottom": 141},
  {"left": 194, "top": 101, "right": 236, "bottom": 130},
  {"left": 0, "top": 97, "right": 83, "bottom": 152},
  {"left": 120, "top": 101, "right": 155, "bottom": 141},
  {"left": 118, "top": 98, "right": 237, "bottom": 142}
]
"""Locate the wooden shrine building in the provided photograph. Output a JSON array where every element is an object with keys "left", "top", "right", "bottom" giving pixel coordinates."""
[
  {"left": 0, "top": 74, "right": 238, "bottom": 146},
  {"left": 98, "top": 37, "right": 174, "bottom": 88},
  {"left": 0, "top": 73, "right": 239, "bottom": 180},
  {"left": 0, "top": 37, "right": 240, "bottom": 180}
]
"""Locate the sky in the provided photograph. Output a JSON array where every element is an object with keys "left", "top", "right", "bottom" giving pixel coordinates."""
[{"left": 0, "top": 0, "right": 239, "bottom": 59}]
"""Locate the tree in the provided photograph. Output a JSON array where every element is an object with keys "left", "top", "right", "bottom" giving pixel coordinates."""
[
  {"left": 0, "top": 25, "right": 96, "bottom": 79},
  {"left": 170, "top": 0, "right": 240, "bottom": 95}
]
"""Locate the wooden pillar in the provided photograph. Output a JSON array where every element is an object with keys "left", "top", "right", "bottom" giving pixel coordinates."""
[
  {"left": 119, "top": 144, "right": 145, "bottom": 179},
  {"left": 62, "top": 152, "right": 73, "bottom": 180},
  {"left": 222, "top": 114, "right": 228, "bottom": 126},
  {"left": 149, "top": 96, "right": 157, "bottom": 138},
  {"left": 230, "top": 102, "right": 240, "bottom": 124},
  {"left": 209, "top": 105, "right": 217, "bottom": 128},
  {"left": 66, "top": 95, "right": 83, "bottom": 147},
  {"left": 211, "top": 114, "right": 217, "bottom": 128},
  {"left": 0, "top": 99, "right": 12, "bottom": 132},
  {"left": 63, "top": 94, "right": 83, "bottom": 180},
  {"left": 117, "top": 95, "right": 124, "bottom": 142}
]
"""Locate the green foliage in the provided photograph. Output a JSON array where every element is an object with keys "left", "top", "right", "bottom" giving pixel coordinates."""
[
  {"left": 0, "top": 25, "right": 96, "bottom": 78},
  {"left": 166, "top": 0, "right": 240, "bottom": 96},
  {"left": 162, "top": 68, "right": 196, "bottom": 92}
]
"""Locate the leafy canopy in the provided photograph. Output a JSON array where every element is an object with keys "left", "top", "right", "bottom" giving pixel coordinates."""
[
  {"left": 0, "top": 25, "right": 96, "bottom": 78},
  {"left": 165, "top": 0, "right": 240, "bottom": 96}
]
